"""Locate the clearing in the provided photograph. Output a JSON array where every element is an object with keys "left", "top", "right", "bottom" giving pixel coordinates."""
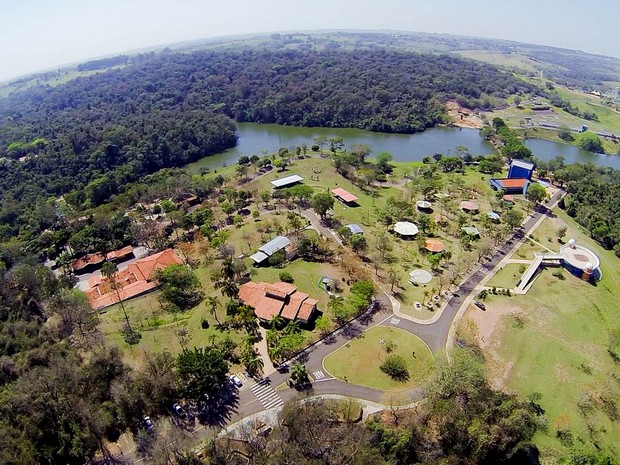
[{"left": 323, "top": 326, "right": 435, "bottom": 391}]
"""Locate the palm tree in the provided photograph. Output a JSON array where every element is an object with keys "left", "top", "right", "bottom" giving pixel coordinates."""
[
  {"left": 328, "top": 295, "right": 345, "bottom": 315},
  {"left": 269, "top": 314, "right": 285, "bottom": 330},
  {"left": 290, "top": 362, "right": 309, "bottom": 385},
  {"left": 207, "top": 296, "right": 221, "bottom": 326},
  {"left": 245, "top": 355, "right": 264, "bottom": 378},
  {"left": 101, "top": 261, "right": 132, "bottom": 331},
  {"left": 282, "top": 320, "right": 299, "bottom": 335}
]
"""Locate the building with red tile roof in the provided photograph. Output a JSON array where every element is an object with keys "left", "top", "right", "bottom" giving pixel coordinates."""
[
  {"left": 85, "top": 249, "right": 183, "bottom": 310},
  {"left": 72, "top": 246, "right": 135, "bottom": 273},
  {"left": 238, "top": 281, "right": 318, "bottom": 324},
  {"left": 331, "top": 188, "right": 358, "bottom": 205}
]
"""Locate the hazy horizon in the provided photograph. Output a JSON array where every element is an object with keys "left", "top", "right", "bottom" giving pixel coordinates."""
[{"left": 1, "top": 0, "right": 618, "bottom": 82}]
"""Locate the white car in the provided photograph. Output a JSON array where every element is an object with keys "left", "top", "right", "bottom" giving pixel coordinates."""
[{"left": 229, "top": 374, "right": 243, "bottom": 388}]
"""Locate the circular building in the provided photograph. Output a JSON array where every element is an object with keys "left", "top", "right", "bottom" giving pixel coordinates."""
[
  {"left": 393, "top": 221, "right": 419, "bottom": 239},
  {"left": 409, "top": 269, "right": 432, "bottom": 285},
  {"left": 560, "top": 239, "right": 601, "bottom": 281}
]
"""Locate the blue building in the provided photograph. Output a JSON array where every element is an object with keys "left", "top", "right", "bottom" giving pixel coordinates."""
[{"left": 507, "top": 159, "right": 535, "bottom": 180}]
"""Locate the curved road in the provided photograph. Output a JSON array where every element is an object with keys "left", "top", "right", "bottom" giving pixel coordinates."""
[
  {"left": 117, "top": 191, "right": 563, "bottom": 462},
  {"left": 230, "top": 190, "right": 563, "bottom": 419}
]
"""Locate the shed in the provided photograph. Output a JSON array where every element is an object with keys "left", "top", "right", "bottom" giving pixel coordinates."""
[
  {"left": 345, "top": 223, "right": 364, "bottom": 235},
  {"left": 331, "top": 188, "right": 359, "bottom": 205},
  {"left": 250, "top": 235, "right": 291, "bottom": 264},
  {"left": 271, "top": 175, "right": 303, "bottom": 189}
]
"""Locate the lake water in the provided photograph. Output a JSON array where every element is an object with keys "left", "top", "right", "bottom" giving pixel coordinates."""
[{"left": 189, "top": 123, "right": 620, "bottom": 171}]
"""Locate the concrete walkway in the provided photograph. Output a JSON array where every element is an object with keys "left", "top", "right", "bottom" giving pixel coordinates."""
[{"left": 254, "top": 326, "right": 276, "bottom": 377}]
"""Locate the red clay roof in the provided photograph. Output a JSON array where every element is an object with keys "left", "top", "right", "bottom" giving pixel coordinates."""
[
  {"left": 331, "top": 188, "right": 358, "bottom": 203},
  {"left": 72, "top": 253, "right": 105, "bottom": 270},
  {"left": 496, "top": 178, "right": 528, "bottom": 188},
  {"left": 85, "top": 249, "right": 183, "bottom": 309},
  {"left": 502, "top": 194, "right": 515, "bottom": 202},
  {"left": 106, "top": 245, "right": 134, "bottom": 260},
  {"left": 424, "top": 238, "right": 445, "bottom": 253},
  {"left": 72, "top": 246, "right": 134, "bottom": 270},
  {"left": 238, "top": 281, "right": 317, "bottom": 323},
  {"left": 459, "top": 200, "right": 479, "bottom": 211}
]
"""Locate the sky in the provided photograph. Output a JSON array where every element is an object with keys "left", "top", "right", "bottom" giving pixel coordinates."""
[{"left": 1, "top": 0, "right": 618, "bottom": 82}]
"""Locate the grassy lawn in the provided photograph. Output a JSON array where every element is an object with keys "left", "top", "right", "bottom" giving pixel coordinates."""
[
  {"left": 98, "top": 288, "right": 242, "bottom": 369},
  {"left": 323, "top": 326, "right": 435, "bottom": 390},
  {"left": 485, "top": 263, "right": 526, "bottom": 289},
  {"left": 465, "top": 209, "right": 620, "bottom": 459}
]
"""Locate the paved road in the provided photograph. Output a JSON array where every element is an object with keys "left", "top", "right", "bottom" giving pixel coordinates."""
[
  {"left": 231, "top": 190, "right": 564, "bottom": 419},
  {"left": 118, "top": 191, "right": 563, "bottom": 462}
]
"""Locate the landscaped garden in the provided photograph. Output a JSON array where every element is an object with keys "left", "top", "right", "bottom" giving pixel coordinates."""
[{"left": 323, "top": 326, "right": 435, "bottom": 390}]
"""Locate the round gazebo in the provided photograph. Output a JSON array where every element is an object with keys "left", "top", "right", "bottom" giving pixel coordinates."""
[
  {"left": 393, "top": 221, "right": 419, "bottom": 238},
  {"left": 459, "top": 200, "right": 479, "bottom": 213},
  {"left": 409, "top": 269, "right": 432, "bottom": 285},
  {"left": 424, "top": 238, "right": 445, "bottom": 253}
]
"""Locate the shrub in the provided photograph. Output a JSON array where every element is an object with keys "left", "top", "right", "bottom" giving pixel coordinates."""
[
  {"left": 380, "top": 355, "right": 409, "bottom": 381},
  {"left": 279, "top": 271, "right": 294, "bottom": 283}
]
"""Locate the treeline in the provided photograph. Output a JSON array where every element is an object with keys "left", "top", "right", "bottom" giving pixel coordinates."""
[
  {"left": 0, "top": 48, "right": 533, "bottom": 248},
  {"left": 0, "top": 262, "right": 237, "bottom": 464},
  {"left": 76, "top": 54, "right": 130, "bottom": 71},
  {"left": 483, "top": 117, "right": 533, "bottom": 160},
  {"left": 537, "top": 160, "right": 620, "bottom": 254}
]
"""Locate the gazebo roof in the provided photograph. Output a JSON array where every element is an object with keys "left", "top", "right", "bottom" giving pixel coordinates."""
[
  {"left": 393, "top": 221, "right": 419, "bottom": 236},
  {"left": 416, "top": 200, "right": 433, "bottom": 210},
  {"left": 459, "top": 200, "right": 479, "bottom": 212},
  {"left": 424, "top": 238, "right": 445, "bottom": 253},
  {"left": 461, "top": 225, "right": 481, "bottom": 236},
  {"left": 409, "top": 269, "right": 433, "bottom": 284},
  {"left": 487, "top": 211, "right": 501, "bottom": 220}
]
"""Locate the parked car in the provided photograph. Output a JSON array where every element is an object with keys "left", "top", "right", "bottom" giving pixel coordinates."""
[
  {"left": 474, "top": 301, "right": 486, "bottom": 310},
  {"left": 142, "top": 416, "right": 154, "bottom": 430},
  {"left": 229, "top": 374, "right": 243, "bottom": 388},
  {"left": 172, "top": 403, "right": 187, "bottom": 419}
]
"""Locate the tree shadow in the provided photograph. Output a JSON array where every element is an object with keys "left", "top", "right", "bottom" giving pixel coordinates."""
[{"left": 197, "top": 385, "right": 239, "bottom": 428}]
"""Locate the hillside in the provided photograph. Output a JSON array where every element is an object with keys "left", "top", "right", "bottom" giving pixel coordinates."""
[{"left": 0, "top": 48, "right": 535, "bottom": 242}]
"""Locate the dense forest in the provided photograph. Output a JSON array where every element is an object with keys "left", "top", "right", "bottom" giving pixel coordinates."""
[
  {"left": 537, "top": 160, "right": 620, "bottom": 253},
  {"left": 0, "top": 49, "right": 534, "bottom": 246}
]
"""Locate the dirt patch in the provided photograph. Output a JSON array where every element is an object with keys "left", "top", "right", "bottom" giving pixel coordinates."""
[
  {"left": 461, "top": 303, "right": 527, "bottom": 390},
  {"left": 464, "top": 303, "right": 523, "bottom": 350},
  {"left": 445, "top": 100, "right": 485, "bottom": 129}
]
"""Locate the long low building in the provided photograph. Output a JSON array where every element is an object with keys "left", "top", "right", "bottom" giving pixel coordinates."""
[
  {"left": 489, "top": 178, "right": 530, "bottom": 194},
  {"left": 85, "top": 248, "right": 183, "bottom": 310},
  {"left": 331, "top": 187, "right": 358, "bottom": 205},
  {"left": 271, "top": 174, "right": 303, "bottom": 189},
  {"left": 250, "top": 235, "right": 291, "bottom": 265},
  {"left": 238, "top": 281, "right": 318, "bottom": 324}
]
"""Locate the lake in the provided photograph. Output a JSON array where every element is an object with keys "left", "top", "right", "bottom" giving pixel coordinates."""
[{"left": 188, "top": 123, "right": 620, "bottom": 171}]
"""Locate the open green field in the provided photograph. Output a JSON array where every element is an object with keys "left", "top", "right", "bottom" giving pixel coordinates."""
[
  {"left": 323, "top": 326, "right": 435, "bottom": 390},
  {"left": 466, "top": 209, "right": 620, "bottom": 460},
  {"left": 485, "top": 263, "right": 526, "bottom": 289},
  {"left": 455, "top": 50, "right": 543, "bottom": 73},
  {"left": 98, "top": 286, "right": 240, "bottom": 369}
]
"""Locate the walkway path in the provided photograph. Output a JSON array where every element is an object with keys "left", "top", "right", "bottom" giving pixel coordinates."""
[{"left": 117, "top": 190, "right": 564, "bottom": 463}]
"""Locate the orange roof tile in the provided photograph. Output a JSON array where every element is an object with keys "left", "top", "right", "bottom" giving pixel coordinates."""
[
  {"left": 497, "top": 178, "right": 528, "bottom": 188},
  {"left": 297, "top": 298, "right": 318, "bottom": 323},
  {"left": 281, "top": 291, "right": 309, "bottom": 320},
  {"left": 106, "top": 245, "right": 134, "bottom": 260},
  {"left": 85, "top": 249, "right": 183, "bottom": 310},
  {"left": 72, "top": 253, "right": 105, "bottom": 270},
  {"left": 238, "top": 281, "right": 317, "bottom": 323},
  {"left": 424, "top": 238, "right": 445, "bottom": 253}
]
